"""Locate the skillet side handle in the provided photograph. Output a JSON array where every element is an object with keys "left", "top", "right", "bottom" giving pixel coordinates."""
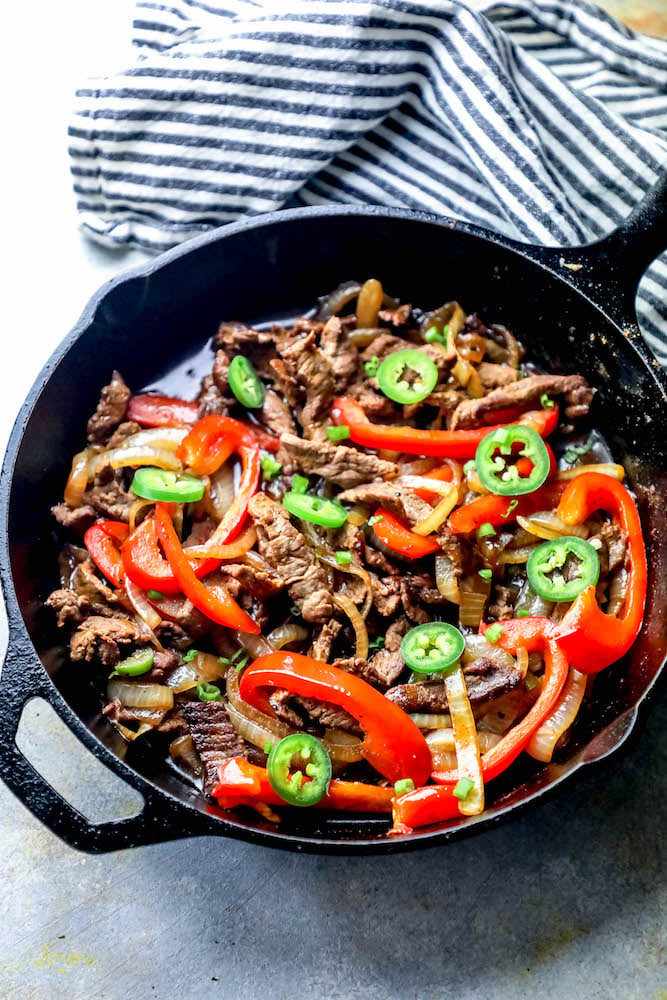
[
  {"left": 520, "top": 171, "right": 667, "bottom": 333},
  {"left": 0, "top": 641, "right": 216, "bottom": 853}
]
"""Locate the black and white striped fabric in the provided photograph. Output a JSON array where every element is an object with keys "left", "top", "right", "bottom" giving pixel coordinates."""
[{"left": 68, "top": 0, "right": 667, "bottom": 362}]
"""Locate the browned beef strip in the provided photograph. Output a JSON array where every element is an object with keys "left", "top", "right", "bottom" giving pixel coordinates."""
[
  {"left": 212, "top": 350, "right": 232, "bottom": 395},
  {"left": 248, "top": 493, "right": 333, "bottom": 622},
  {"left": 47, "top": 589, "right": 90, "bottom": 628},
  {"left": 337, "top": 615, "right": 410, "bottom": 687},
  {"left": 378, "top": 303, "right": 413, "bottom": 327},
  {"left": 262, "top": 389, "right": 297, "bottom": 437},
  {"left": 371, "top": 574, "right": 402, "bottom": 617},
  {"left": 143, "top": 649, "right": 180, "bottom": 684},
  {"left": 488, "top": 585, "right": 517, "bottom": 621},
  {"left": 319, "top": 316, "right": 359, "bottom": 392},
  {"left": 363, "top": 542, "right": 400, "bottom": 576},
  {"left": 595, "top": 521, "right": 628, "bottom": 576},
  {"left": 311, "top": 620, "right": 343, "bottom": 661},
  {"left": 269, "top": 690, "right": 360, "bottom": 734},
  {"left": 345, "top": 380, "right": 401, "bottom": 421},
  {"left": 268, "top": 689, "right": 305, "bottom": 728},
  {"left": 70, "top": 616, "right": 141, "bottom": 666},
  {"left": 277, "top": 331, "right": 335, "bottom": 437},
  {"left": 477, "top": 362, "right": 520, "bottom": 390},
  {"left": 450, "top": 374, "right": 593, "bottom": 429},
  {"left": 268, "top": 358, "right": 301, "bottom": 410},
  {"left": 386, "top": 656, "right": 522, "bottom": 712},
  {"left": 70, "top": 557, "right": 128, "bottom": 614},
  {"left": 155, "top": 597, "right": 210, "bottom": 642},
  {"left": 198, "top": 374, "right": 229, "bottom": 418},
  {"left": 436, "top": 524, "right": 463, "bottom": 575},
  {"left": 336, "top": 482, "right": 433, "bottom": 527},
  {"left": 106, "top": 421, "right": 143, "bottom": 448},
  {"left": 217, "top": 560, "right": 286, "bottom": 600},
  {"left": 280, "top": 433, "right": 398, "bottom": 489},
  {"left": 82, "top": 464, "right": 135, "bottom": 522},
  {"left": 87, "top": 371, "right": 130, "bottom": 445},
  {"left": 183, "top": 701, "right": 246, "bottom": 796},
  {"left": 360, "top": 333, "right": 454, "bottom": 379},
  {"left": 51, "top": 503, "right": 97, "bottom": 534},
  {"left": 214, "top": 321, "right": 278, "bottom": 353}
]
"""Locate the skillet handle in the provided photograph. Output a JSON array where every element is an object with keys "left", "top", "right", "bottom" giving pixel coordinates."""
[
  {"left": 517, "top": 171, "right": 667, "bottom": 333},
  {"left": 0, "top": 639, "right": 216, "bottom": 853}
]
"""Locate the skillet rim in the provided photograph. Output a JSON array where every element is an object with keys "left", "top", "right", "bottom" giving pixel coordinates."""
[{"left": 1, "top": 204, "right": 665, "bottom": 854}]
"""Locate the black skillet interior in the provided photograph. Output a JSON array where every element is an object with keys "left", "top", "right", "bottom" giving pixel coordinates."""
[{"left": 1, "top": 206, "right": 666, "bottom": 853}]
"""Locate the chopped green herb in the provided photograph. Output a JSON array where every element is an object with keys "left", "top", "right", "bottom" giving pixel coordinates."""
[
  {"left": 327, "top": 425, "right": 351, "bottom": 441},
  {"left": 476, "top": 522, "right": 497, "bottom": 540},
  {"left": 485, "top": 624, "right": 505, "bottom": 644},
  {"left": 424, "top": 325, "right": 449, "bottom": 345},
  {"left": 264, "top": 741, "right": 274, "bottom": 755},
  {"left": 260, "top": 454, "right": 282, "bottom": 481},
  {"left": 196, "top": 682, "right": 221, "bottom": 702},
  {"left": 540, "top": 393, "right": 555, "bottom": 409},
  {"left": 501, "top": 499, "right": 519, "bottom": 519},
  {"left": 478, "top": 568, "right": 492, "bottom": 580},
  {"left": 453, "top": 777, "right": 474, "bottom": 800},
  {"left": 147, "top": 589, "right": 164, "bottom": 601},
  {"left": 335, "top": 550, "right": 352, "bottom": 566},
  {"left": 217, "top": 656, "right": 231, "bottom": 665},
  {"left": 463, "top": 460, "right": 476, "bottom": 476},
  {"left": 394, "top": 778, "right": 415, "bottom": 797},
  {"left": 368, "top": 635, "right": 385, "bottom": 652},
  {"left": 364, "top": 356, "right": 380, "bottom": 378},
  {"left": 367, "top": 514, "right": 383, "bottom": 526},
  {"left": 525, "top": 673, "right": 540, "bottom": 690},
  {"left": 232, "top": 647, "right": 249, "bottom": 665},
  {"left": 183, "top": 649, "right": 198, "bottom": 662},
  {"left": 291, "top": 474, "right": 309, "bottom": 494},
  {"left": 290, "top": 604, "right": 301, "bottom": 616},
  {"left": 516, "top": 610, "right": 530, "bottom": 618}
]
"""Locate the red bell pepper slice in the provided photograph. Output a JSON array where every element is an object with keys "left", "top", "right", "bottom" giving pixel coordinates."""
[
  {"left": 389, "top": 783, "right": 460, "bottom": 835},
  {"left": 449, "top": 481, "right": 567, "bottom": 534},
  {"left": 177, "top": 416, "right": 261, "bottom": 544},
  {"left": 122, "top": 517, "right": 219, "bottom": 595},
  {"left": 212, "top": 757, "right": 393, "bottom": 814},
  {"left": 127, "top": 393, "right": 199, "bottom": 428},
  {"left": 331, "top": 397, "right": 559, "bottom": 458},
  {"left": 431, "top": 618, "right": 568, "bottom": 787},
  {"left": 239, "top": 652, "right": 432, "bottom": 786},
  {"left": 372, "top": 508, "right": 441, "bottom": 559},
  {"left": 553, "top": 473, "right": 647, "bottom": 673},
  {"left": 84, "top": 520, "right": 130, "bottom": 588},
  {"left": 154, "top": 502, "right": 259, "bottom": 632}
]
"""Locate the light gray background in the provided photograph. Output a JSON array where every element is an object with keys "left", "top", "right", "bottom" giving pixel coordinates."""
[{"left": 0, "top": 4, "right": 665, "bottom": 998}]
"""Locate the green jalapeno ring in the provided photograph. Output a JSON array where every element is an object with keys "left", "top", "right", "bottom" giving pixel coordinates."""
[
  {"left": 527, "top": 535, "right": 600, "bottom": 603},
  {"left": 228, "top": 355, "right": 266, "bottom": 409},
  {"left": 114, "top": 649, "right": 155, "bottom": 677},
  {"left": 401, "top": 621, "right": 466, "bottom": 675},
  {"left": 475, "top": 425, "right": 550, "bottom": 496},
  {"left": 282, "top": 491, "right": 348, "bottom": 528},
  {"left": 131, "top": 467, "right": 206, "bottom": 503},
  {"left": 267, "top": 733, "right": 332, "bottom": 807},
  {"left": 377, "top": 349, "right": 439, "bottom": 405}
]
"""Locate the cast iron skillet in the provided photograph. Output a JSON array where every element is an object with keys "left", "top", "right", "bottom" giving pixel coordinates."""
[{"left": 0, "top": 179, "right": 666, "bottom": 855}]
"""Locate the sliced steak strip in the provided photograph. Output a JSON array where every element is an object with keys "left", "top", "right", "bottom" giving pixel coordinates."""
[
  {"left": 51, "top": 503, "right": 97, "bottom": 534},
  {"left": 70, "top": 615, "right": 141, "bottom": 666},
  {"left": 87, "top": 371, "right": 130, "bottom": 445},
  {"left": 311, "top": 620, "right": 343, "bottom": 662},
  {"left": 277, "top": 330, "right": 335, "bottom": 437},
  {"left": 477, "top": 362, "right": 520, "bottom": 390},
  {"left": 450, "top": 374, "right": 593, "bottom": 429},
  {"left": 269, "top": 690, "right": 360, "bottom": 735},
  {"left": 280, "top": 433, "right": 398, "bottom": 489},
  {"left": 82, "top": 463, "right": 135, "bottom": 522},
  {"left": 319, "top": 316, "right": 359, "bottom": 392},
  {"left": 183, "top": 701, "right": 246, "bottom": 796},
  {"left": 336, "top": 482, "right": 433, "bottom": 527},
  {"left": 47, "top": 589, "right": 89, "bottom": 628},
  {"left": 249, "top": 493, "right": 333, "bottom": 622},
  {"left": 262, "top": 389, "right": 297, "bottom": 437},
  {"left": 386, "top": 655, "right": 522, "bottom": 712}
]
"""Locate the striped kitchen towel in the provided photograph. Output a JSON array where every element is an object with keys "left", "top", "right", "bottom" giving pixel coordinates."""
[{"left": 68, "top": 0, "right": 667, "bottom": 362}]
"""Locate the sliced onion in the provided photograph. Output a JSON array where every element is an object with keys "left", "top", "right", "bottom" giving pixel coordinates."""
[
  {"left": 412, "top": 484, "right": 458, "bottom": 536},
  {"left": 558, "top": 463, "right": 625, "bottom": 481},
  {"left": 317, "top": 280, "right": 361, "bottom": 320},
  {"left": 346, "top": 327, "right": 386, "bottom": 347},
  {"left": 232, "top": 630, "right": 275, "bottom": 659},
  {"left": 462, "top": 634, "right": 516, "bottom": 671},
  {"left": 169, "top": 733, "right": 203, "bottom": 775},
  {"left": 607, "top": 568, "right": 628, "bottom": 616},
  {"left": 94, "top": 446, "right": 182, "bottom": 475},
  {"left": 497, "top": 544, "right": 539, "bottom": 564},
  {"left": 266, "top": 624, "right": 309, "bottom": 650},
  {"left": 332, "top": 592, "right": 369, "bottom": 659},
  {"left": 426, "top": 728, "right": 501, "bottom": 754},
  {"left": 526, "top": 667, "right": 587, "bottom": 762},
  {"left": 513, "top": 579, "right": 553, "bottom": 618},
  {"left": 517, "top": 511, "right": 588, "bottom": 540},
  {"left": 167, "top": 652, "right": 227, "bottom": 693},
  {"left": 226, "top": 699, "right": 292, "bottom": 753},
  {"left": 459, "top": 577, "right": 490, "bottom": 627},
  {"left": 398, "top": 457, "right": 439, "bottom": 476},
  {"left": 444, "top": 666, "right": 484, "bottom": 816},
  {"left": 204, "top": 463, "right": 235, "bottom": 522},
  {"left": 317, "top": 551, "right": 373, "bottom": 619},
  {"left": 185, "top": 524, "right": 258, "bottom": 560},
  {"left": 395, "top": 475, "right": 460, "bottom": 496},
  {"left": 128, "top": 498, "right": 155, "bottom": 535},
  {"left": 409, "top": 712, "right": 453, "bottom": 729},
  {"left": 356, "top": 278, "right": 383, "bottom": 329},
  {"left": 347, "top": 503, "right": 370, "bottom": 527},
  {"left": 515, "top": 646, "right": 529, "bottom": 679},
  {"left": 107, "top": 678, "right": 174, "bottom": 712},
  {"left": 476, "top": 685, "right": 540, "bottom": 735},
  {"left": 435, "top": 554, "right": 462, "bottom": 605},
  {"left": 64, "top": 448, "right": 96, "bottom": 508},
  {"left": 115, "top": 721, "right": 157, "bottom": 742},
  {"left": 125, "top": 577, "right": 162, "bottom": 631},
  {"left": 456, "top": 332, "right": 486, "bottom": 364}
]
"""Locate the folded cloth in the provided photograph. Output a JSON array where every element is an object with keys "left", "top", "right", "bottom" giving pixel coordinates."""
[{"left": 69, "top": 0, "right": 667, "bottom": 361}]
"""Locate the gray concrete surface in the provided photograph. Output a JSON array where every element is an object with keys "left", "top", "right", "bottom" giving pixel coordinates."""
[{"left": 1, "top": 3, "right": 665, "bottom": 998}]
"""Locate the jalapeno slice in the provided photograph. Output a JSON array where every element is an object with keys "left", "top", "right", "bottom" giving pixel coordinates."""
[
  {"left": 267, "top": 733, "right": 332, "bottom": 807},
  {"left": 377, "top": 349, "right": 439, "bottom": 405},
  {"left": 115, "top": 649, "right": 154, "bottom": 676},
  {"left": 527, "top": 536, "right": 600, "bottom": 602},
  {"left": 401, "top": 622, "right": 465, "bottom": 675},
  {"left": 131, "top": 467, "right": 205, "bottom": 503},
  {"left": 475, "top": 425, "right": 550, "bottom": 496},
  {"left": 228, "top": 355, "right": 266, "bottom": 409},
  {"left": 282, "top": 491, "right": 348, "bottom": 528}
]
